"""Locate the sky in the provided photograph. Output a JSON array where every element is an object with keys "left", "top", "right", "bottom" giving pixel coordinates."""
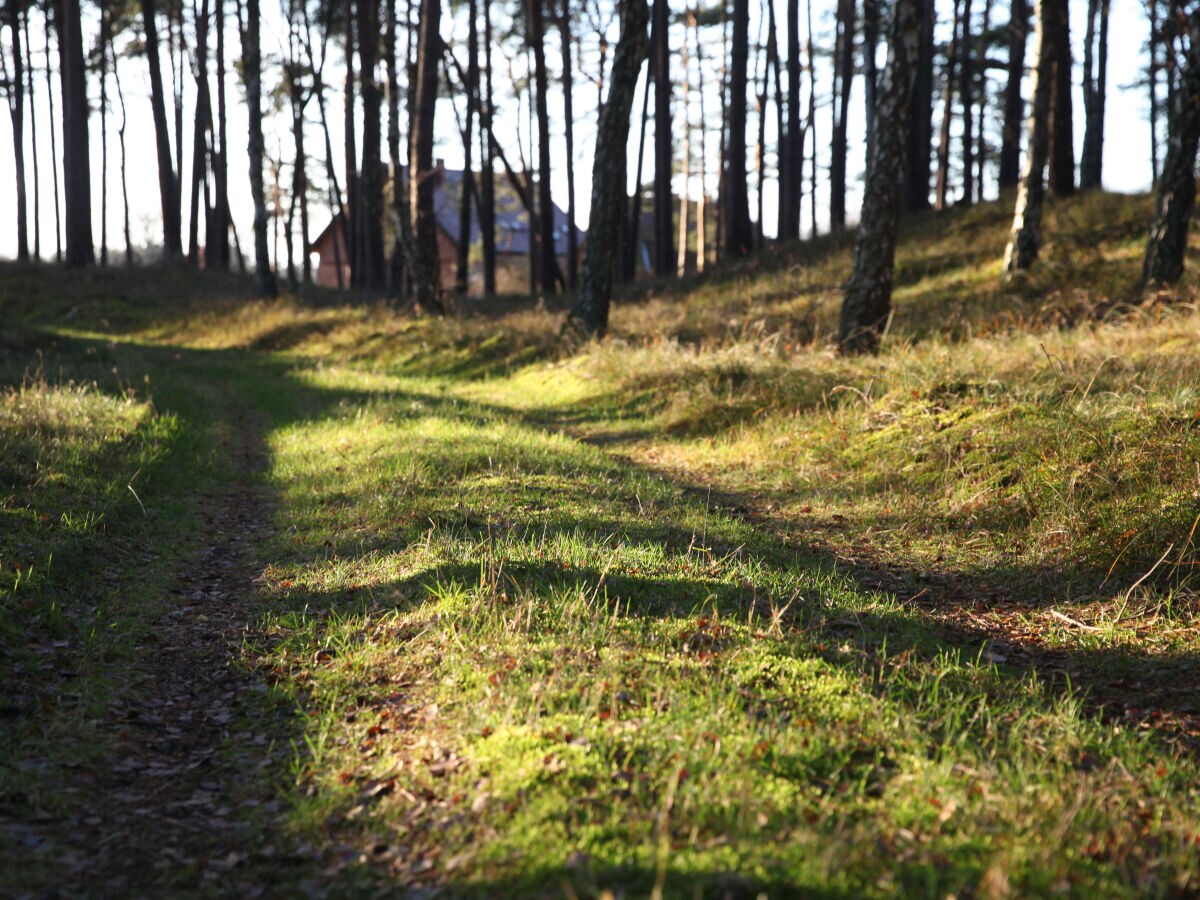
[{"left": 0, "top": 0, "right": 1162, "bottom": 265}]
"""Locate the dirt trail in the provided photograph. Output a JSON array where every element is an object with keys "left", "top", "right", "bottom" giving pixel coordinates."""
[{"left": 15, "top": 421, "right": 301, "bottom": 897}]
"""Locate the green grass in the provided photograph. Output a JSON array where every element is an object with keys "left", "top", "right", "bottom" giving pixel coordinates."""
[{"left": 4, "top": 190, "right": 1200, "bottom": 896}]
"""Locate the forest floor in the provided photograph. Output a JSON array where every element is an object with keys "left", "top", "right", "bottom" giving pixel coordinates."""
[{"left": 4, "top": 191, "right": 1200, "bottom": 897}]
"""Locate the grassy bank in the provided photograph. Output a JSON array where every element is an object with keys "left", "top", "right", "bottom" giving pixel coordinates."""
[{"left": 3, "top": 190, "right": 1200, "bottom": 896}]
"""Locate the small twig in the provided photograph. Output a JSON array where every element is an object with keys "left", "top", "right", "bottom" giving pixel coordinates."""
[
  {"left": 127, "top": 484, "right": 147, "bottom": 517},
  {"left": 1048, "top": 609, "right": 1102, "bottom": 632}
]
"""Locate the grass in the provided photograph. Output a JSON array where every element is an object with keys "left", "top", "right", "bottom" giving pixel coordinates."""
[{"left": 3, "top": 190, "right": 1200, "bottom": 896}]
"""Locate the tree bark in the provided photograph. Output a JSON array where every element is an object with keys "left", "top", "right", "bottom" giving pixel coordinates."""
[
  {"left": 559, "top": 0, "right": 578, "bottom": 289},
  {"left": 188, "top": 0, "right": 211, "bottom": 266},
  {"left": 410, "top": 0, "right": 442, "bottom": 309},
  {"left": 1079, "top": 0, "right": 1109, "bottom": 189},
  {"left": 724, "top": 0, "right": 753, "bottom": 256},
  {"left": 1045, "top": 0, "right": 1074, "bottom": 195},
  {"left": 358, "top": 0, "right": 386, "bottom": 288},
  {"left": 46, "top": 9, "right": 62, "bottom": 262},
  {"left": 481, "top": 0, "right": 497, "bottom": 296},
  {"left": 344, "top": 0, "right": 359, "bottom": 286},
  {"left": 693, "top": 7, "right": 707, "bottom": 270},
  {"left": 5, "top": 0, "right": 29, "bottom": 261},
  {"left": 806, "top": 0, "right": 817, "bottom": 234},
  {"left": 99, "top": 1, "right": 109, "bottom": 264},
  {"left": 1142, "top": 8, "right": 1200, "bottom": 286},
  {"left": 568, "top": 0, "right": 649, "bottom": 338},
  {"left": 829, "top": 0, "right": 856, "bottom": 232},
  {"left": 651, "top": 0, "right": 674, "bottom": 276},
  {"left": 528, "top": 0, "right": 557, "bottom": 294},
  {"left": 960, "top": 0, "right": 975, "bottom": 205},
  {"left": 998, "top": 0, "right": 1028, "bottom": 187},
  {"left": 1002, "top": 0, "right": 1053, "bottom": 274},
  {"left": 455, "top": 0, "right": 480, "bottom": 295},
  {"left": 24, "top": 9, "right": 40, "bottom": 260},
  {"left": 902, "top": 0, "right": 934, "bottom": 212},
  {"left": 863, "top": 0, "right": 880, "bottom": 159},
  {"left": 1149, "top": 0, "right": 1160, "bottom": 185},
  {"left": 780, "top": 0, "right": 802, "bottom": 239},
  {"left": 838, "top": 0, "right": 923, "bottom": 354},
  {"left": 935, "top": 0, "right": 961, "bottom": 211},
  {"left": 142, "top": 0, "right": 183, "bottom": 257},
  {"left": 59, "top": 0, "right": 93, "bottom": 266},
  {"left": 244, "top": 0, "right": 276, "bottom": 294}
]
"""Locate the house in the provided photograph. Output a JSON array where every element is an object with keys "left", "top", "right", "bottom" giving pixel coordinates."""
[{"left": 309, "top": 161, "right": 584, "bottom": 295}]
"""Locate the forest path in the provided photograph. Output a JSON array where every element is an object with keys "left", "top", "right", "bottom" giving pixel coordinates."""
[{"left": 2, "top": 342, "right": 323, "bottom": 898}]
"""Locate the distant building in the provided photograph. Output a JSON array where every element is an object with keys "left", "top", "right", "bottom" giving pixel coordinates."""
[{"left": 309, "top": 161, "right": 584, "bottom": 295}]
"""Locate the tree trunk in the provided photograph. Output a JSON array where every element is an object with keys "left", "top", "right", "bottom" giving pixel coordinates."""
[
  {"left": 358, "top": 0, "right": 386, "bottom": 288},
  {"left": 693, "top": 7, "right": 707, "bottom": 270},
  {"left": 142, "top": 0, "right": 183, "bottom": 257},
  {"left": 622, "top": 70, "right": 651, "bottom": 282},
  {"left": 806, "top": 0, "right": 817, "bottom": 234},
  {"left": 960, "top": 0, "right": 975, "bottom": 205},
  {"left": 481, "top": 0, "right": 497, "bottom": 297},
  {"left": 188, "top": 0, "right": 211, "bottom": 266},
  {"left": 829, "top": 0, "right": 856, "bottom": 232},
  {"left": 1046, "top": 0, "right": 1074, "bottom": 195},
  {"left": 59, "top": 0, "right": 93, "bottom": 266},
  {"left": 410, "top": 0, "right": 442, "bottom": 309},
  {"left": 678, "top": 24, "right": 691, "bottom": 273},
  {"left": 568, "top": 0, "right": 649, "bottom": 338},
  {"left": 935, "top": 0, "right": 961, "bottom": 211},
  {"left": 838, "top": 0, "right": 923, "bottom": 354},
  {"left": 559, "top": 0, "right": 578, "bottom": 289},
  {"left": 863, "top": 0, "right": 880, "bottom": 159},
  {"left": 976, "top": 0, "right": 993, "bottom": 200},
  {"left": 24, "top": 9, "right": 40, "bottom": 260},
  {"left": 528, "top": 0, "right": 557, "bottom": 294},
  {"left": 244, "top": 0, "right": 276, "bottom": 294},
  {"left": 211, "top": 0, "right": 230, "bottom": 267},
  {"left": 1149, "top": 0, "right": 1160, "bottom": 185},
  {"left": 651, "top": 0, "right": 674, "bottom": 276},
  {"left": 780, "top": 0, "right": 802, "bottom": 239},
  {"left": 344, "top": 0, "right": 359, "bottom": 286},
  {"left": 116, "top": 54, "right": 133, "bottom": 266},
  {"left": 5, "top": 0, "right": 29, "bottom": 261},
  {"left": 456, "top": 0, "right": 480, "bottom": 295},
  {"left": 724, "top": 0, "right": 753, "bottom": 256},
  {"left": 1142, "top": 8, "right": 1200, "bottom": 286},
  {"left": 903, "top": 0, "right": 935, "bottom": 211},
  {"left": 998, "top": 0, "right": 1027, "bottom": 187},
  {"left": 1079, "top": 0, "right": 1108, "bottom": 189},
  {"left": 45, "top": 10, "right": 62, "bottom": 262},
  {"left": 755, "top": 27, "right": 767, "bottom": 248},
  {"left": 767, "top": 0, "right": 785, "bottom": 241},
  {"left": 1002, "top": 0, "right": 1054, "bottom": 274},
  {"left": 99, "top": 1, "right": 109, "bottom": 264}
]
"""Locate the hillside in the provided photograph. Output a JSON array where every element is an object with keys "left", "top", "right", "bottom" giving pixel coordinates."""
[{"left": 4, "top": 190, "right": 1200, "bottom": 896}]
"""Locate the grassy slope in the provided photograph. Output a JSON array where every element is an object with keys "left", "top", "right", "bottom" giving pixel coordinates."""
[{"left": 3, "top": 191, "right": 1200, "bottom": 896}]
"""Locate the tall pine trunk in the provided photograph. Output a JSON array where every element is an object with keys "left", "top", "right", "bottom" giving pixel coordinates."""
[
  {"left": 344, "top": 0, "right": 359, "bottom": 286},
  {"left": 528, "top": 0, "right": 557, "bottom": 293},
  {"left": 998, "top": 0, "right": 1027, "bottom": 187},
  {"left": 456, "top": 0, "right": 480, "bottom": 295},
  {"left": 693, "top": 7, "right": 707, "bottom": 270},
  {"left": 960, "top": 0, "right": 975, "bottom": 205},
  {"left": 1079, "top": 0, "right": 1108, "bottom": 189},
  {"left": 410, "top": 0, "right": 442, "bottom": 308},
  {"left": 188, "top": 0, "right": 211, "bottom": 266},
  {"left": 1002, "top": 0, "right": 1053, "bottom": 273},
  {"left": 59, "top": 0, "right": 93, "bottom": 266},
  {"left": 935, "top": 0, "right": 961, "bottom": 211},
  {"left": 244, "top": 0, "right": 276, "bottom": 294},
  {"left": 828, "top": 0, "right": 856, "bottom": 232},
  {"left": 481, "top": 0, "right": 497, "bottom": 297},
  {"left": 25, "top": 10, "right": 40, "bottom": 260},
  {"left": 1142, "top": 8, "right": 1200, "bottom": 286},
  {"left": 358, "top": 0, "right": 385, "bottom": 288},
  {"left": 559, "top": 0, "right": 578, "bottom": 289},
  {"left": 903, "top": 0, "right": 934, "bottom": 212},
  {"left": 568, "top": 0, "right": 649, "bottom": 338},
  {"left": 46, "top": 10, "right": 62, "bottom": 262},
  {"left": 651, "top": 0, "right": 673, "bottom": 276},
  {"left": 1046, "top": 0, "right": 1073, "bottom": 195},
  {"left": 142, "top": 0, "right": 183, "bottom": 257},
  {"left": 863, "top": 0, "right": 880, "bottom": 158},
  {"left": 780, "top": 0, "right": 802, "bottom": 239},
  {"left": 724, "top": 0, "right": 753, "bottom": 256},
  {"left": 838, "top": 0, "right": 924, "bottom": 354},
  {"left": 6, "top": 0, "right": 29, "bottom": 261},
  {"left": 211, "top": 0, "right": 230, "bottom": 267}
]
